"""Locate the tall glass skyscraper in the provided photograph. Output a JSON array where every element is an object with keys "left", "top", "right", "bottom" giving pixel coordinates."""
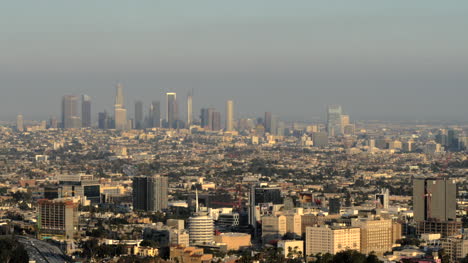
[
  {"left": 226, "top": 100, "right": 234, "bottom": 131},
  {"left": 327, "top": 105, "right": 343, "bottom": 136},
  {"left": 62, "top": 95, "right": 81, "bottom": 129},
  {"left": 114, "top": 84, "right": 127, "bottom": 130},
  {"left": 134, "top": 101, "right": 143, "bottom": 129},
  {"left": 166, "top": 92, "right": 178, "bottom": 129},
  {"left": 81, "top": 94, "right": 91, "bottom": 127}
]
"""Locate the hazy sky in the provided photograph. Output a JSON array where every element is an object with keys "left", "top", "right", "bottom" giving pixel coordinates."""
[{"left": 1, "top": 1, "right": 468, "bottom": 122}]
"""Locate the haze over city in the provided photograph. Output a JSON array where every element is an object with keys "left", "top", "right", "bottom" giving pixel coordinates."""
[{"left": 1, "top": 1, "right": 468, "bottom": 121}]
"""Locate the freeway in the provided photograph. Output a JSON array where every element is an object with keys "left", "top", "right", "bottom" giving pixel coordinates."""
[{"left": 17, "top": 236, "right": 70, "bottom": 263}]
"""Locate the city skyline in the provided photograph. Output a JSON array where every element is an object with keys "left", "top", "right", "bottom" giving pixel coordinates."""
[{"left": 1, "top": 1, "right": 468, "bottom": 122}]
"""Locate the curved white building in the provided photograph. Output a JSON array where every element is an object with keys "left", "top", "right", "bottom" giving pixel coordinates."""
[{"left": 188, "top": 212, "right": 214, "bottom": 245}]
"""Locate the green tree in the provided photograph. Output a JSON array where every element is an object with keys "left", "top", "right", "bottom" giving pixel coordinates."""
[
  {"left": 461, "top": 254, "right": 468, "bottom": 263},
  {"left": 0, "top": 237, "right": 29, "bottom": 263}
]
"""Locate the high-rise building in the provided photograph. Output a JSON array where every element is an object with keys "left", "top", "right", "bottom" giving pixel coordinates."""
[
  {"left": 62, "top": 95, "right": 81, "bottom": 129},
  {"left": 81, "top": 94, "right": 91, "bottom": 127},
  {"left": 98, "top": 111, "right": 112, "bottom": 129},
  {"left": 375, "top": 189, "right": 390, "bottom": 209},
  {"left": 254, "top": 187, "right": 283, "bottom": 205},
  {"left": 114, "top": 84, "right": 127, "bottom": 130},
  {"left": 188, "top": 213, "right": 214, "bottom": 245},
  {"left": 226, "top": 100, "right": 234, "bottom": 131},
  {"left": 148, "top": 101, "right": 161, "bottom": 128},
  {"left": 189, "top": 190, "right": 214, "bottom": 245},
  {"left": 187, "top": 91, "right": 193, "bottom": 127},
  {"left": 212, "top": 111, "right": 221, "bottom": 131},
  {"left": 134, "top": 101, "right": 143, "bottom": 129},
  {"left": 16, "top": 114, "right": 24, "bottom": 132},
  {"left": 312, "top": 132, "right": 329, "bottom": 147},
  {"left": 37, "top": 198, "right": 80, "bottom": 240},
  {"left": 413, "top": 178, "right": 456, "bottom": 222},
  {"left": 329, "top": 198, "right": 341, "bottom": 214},
  {"left": 413, "top": 178, "right": 460, "bottom": 237},
  {"left": 49, "top": 116, "right": 58, "bottom": 129},
  {"left": 351, "top": 218, "right": 393, "bottom": 256},
  {"left": 132, "top": 175, "right": 168, "bottom": 212},
  {"left": 262, "top": 214, "right": 286, "bottom": 244},
  {"left": 57, "top": 174, "right": 101, "bottom": 204},
  {"left": 166, "top": 92, "right": 178, "bottom": 129},
  {"left": 200, "top": 108, "right": 215, "bottom": 130},
  {"left": 327, "top": 105, "right": 342, "bottom": 136},
  {"left": 264, "top": 112, "right": 272, "bottom": 133},
  {"left": 305, "top": 225, "right": 361, "bottom": 256}
]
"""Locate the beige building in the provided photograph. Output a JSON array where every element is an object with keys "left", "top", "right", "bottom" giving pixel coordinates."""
[
  {"left": 278, "top": 240, "right": 304, "bottom": 259},
  {"left": 37, "top": 198, "right": 80, "bottom": 240},
  {"left": 305, "top": 225, "right": 360, "bottom": 257},
  {"left": 351, "top": 218, "right": 393, "bottom": 256},
  {"left": 214, "top": 232, "right": 251, "bottom": 251},
  {"left": 262, "top": 215, "right": 286, "bottom": 244},
  {"left": 441, "top": 235, "right": 468, "bottom": 263},
  {"left": 285, "top": 213, "right": 302, "bottom": 238},
  {"left": 170, "top": 246, "right": 213, "bottom": 263}
]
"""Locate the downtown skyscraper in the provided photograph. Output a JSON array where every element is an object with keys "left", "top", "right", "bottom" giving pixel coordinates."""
[
  {"left": 327, "top": 104, "right": 343, "bottom": 136},
  {"left": 81, "top": 94, "right": 91, "bottom": 127},
  {"left": 149, "top": 101, "right": 161, "bottom": 128},
  {"left": 226, "top": 100, "right": 234, "bottom": 131},
  {"left": 61, "top": 95, "right": 81, "bottom": 129},
  {"left": 114, "top": 84, "right": 127, "bottom": 130},
  {"left": 187, "top": 91, "right": 193, "bottom": 128},
  {"left": 132, "top": 175, "right": 168, "bottom": 212},
  {"left": 166, "top": 92, "right": 178, "bottom": 129},
  {"left": 134, "top": 101, "right": 143, "bottom": 129}
]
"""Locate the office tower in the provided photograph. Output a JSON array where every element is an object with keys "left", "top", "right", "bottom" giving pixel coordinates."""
[
  {"left": 114, "top": 84, "right": 127, "bottom": 130},
  {"left": 375, "top": 189, "right": 390, "bottom": 209},
  {"left": 200, "top": 108, "right": 216, "bottom": 130},
  {"left": 148, "top": 101, "right": 161, "bottom": 128},
  {"left": 57, "top": 174, "right": 101, "bottom": 204},
  {"left": 37, "top": 198, "right": 80, "bottom": 240},
  {"left": 132, "top": 175, "right": 168, "bottom": 212},
  {"left": 254, "top": 187, "right": 283, "bottom": 205},
  {"left": 312, "top": 132, "right": 329, "bottom": 147},
  {"left": 81, "top": 94, "right": 91, "bottom": 127},
  {"left": 187, "top": 91, "right": 193, "bottom": 127},
  {"left": 264, "top": 112, "right": 272, "bottom": 133},
  {"left": 277, "top": 121, "right": 285, "bottom": 136},
  {"left": 329, "top": 198, "right": 341, "bottom": 214},
  {"left": 305, "top": 225, "right": 361, "bottom": 256},
  {"left": 327, "top": 105, "right": 343, "bottom": 136},
  {"left": 49, "top": 116, "right": 58, "bottom": 129},
  {"left": 212, "top": 111, "right": 221, "bottom": 131},
  {"left": 62, "top": 95, "right": 81, "bottom": 128},
  {"left": 285, "top": 213, "right": 302, "bottom": 238},
  {"left": 200, "top": 108, "right": 211, "bottom": 129},
  {"left": 226, "top": 100, "right": 234, "bottom": 131},
  {"left": 98, "top": 111, "right": 111, "bottom": 129},
  {"left": 413, "top": 178, "right": 460, "bottom": 237},
  {"left": 351, "top": 218, "right": 393, "bottom": 256},
  {"left": 134, "top": 101, "right": 143, "bottom": 129},
  {"left": 413, "top": 178, "right": 456, "bottom": 222},
  {"left": 16, "top": 114, "right": 24, "bottom": 132},
  {"left": 248, "top": 185, "right": 257, "bottom": 228},
  {"left": 262, "top": 214, "right": 286, "bottom": 244},
  {"left": 166, "top": 92, "right": 178, "bottom": 129}
]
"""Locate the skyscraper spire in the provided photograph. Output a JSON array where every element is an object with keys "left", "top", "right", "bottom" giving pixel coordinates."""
[{"left": 114, "top": 83, "right": 127, "bottom": 130}]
